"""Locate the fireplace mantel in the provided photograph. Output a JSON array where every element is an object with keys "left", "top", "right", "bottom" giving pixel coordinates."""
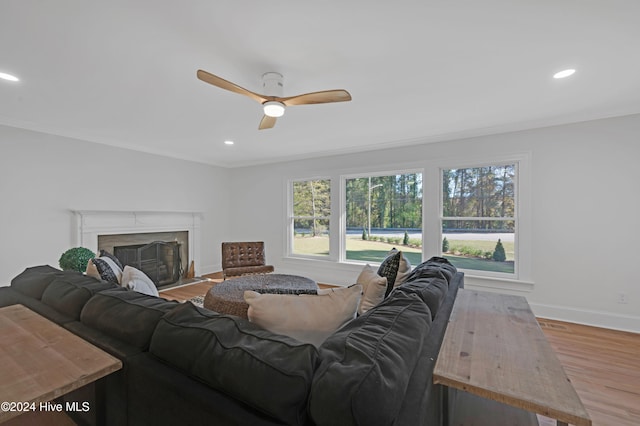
[{"left": 72, "top": 210, "right": 202, "bottom": 276}]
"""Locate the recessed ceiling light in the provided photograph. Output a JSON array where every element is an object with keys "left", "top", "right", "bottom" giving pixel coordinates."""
[
  {"left": 553, "top": 69, "right": 576, "bottom": 79},
  {"left": 224, "top": 140, "right": 234, "bottom": 145},
  {"left": 0, "top": 72, "right": 20, "bottom": 82}
]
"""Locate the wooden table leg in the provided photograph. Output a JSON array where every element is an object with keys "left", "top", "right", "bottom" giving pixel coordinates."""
[{"left": 442, "top": 386, "right": 450, "bottom": 426}]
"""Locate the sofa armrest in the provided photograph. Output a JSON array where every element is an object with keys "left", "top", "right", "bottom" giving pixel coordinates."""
[{"left": 309, "top": 291, "right": 431, "bottom": 426}]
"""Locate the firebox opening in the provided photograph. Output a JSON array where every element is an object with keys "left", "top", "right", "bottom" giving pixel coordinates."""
[
  {"left": 114, "top": 241, "right": 182, "bottom": 287},
  {"left": 97, "top": 231, "right": 189, "bottom": 289}
]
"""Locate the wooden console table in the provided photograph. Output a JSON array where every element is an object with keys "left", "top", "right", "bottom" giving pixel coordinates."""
[
  {"left": 0, "top": 304, "right": 122, "bottom": 423},
  {"left": 434, "top": 289, "right": 591, "bottom": 426}
]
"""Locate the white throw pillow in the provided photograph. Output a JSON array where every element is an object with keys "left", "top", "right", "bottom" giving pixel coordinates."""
[
  {"left": 244, "top": 284, "right": 362, "bottom": 347},
  {"left": 121, "top": 265, "right": 159, "bottom": 297},
  {"left": 393, "top": 251, "right": 412, "bottom": 287},
  {"left": 356, "top": 264, "right": 387, "bottom": 315},
  {"left": 86, "top": 257, "right": 123, "bottom": 284}
]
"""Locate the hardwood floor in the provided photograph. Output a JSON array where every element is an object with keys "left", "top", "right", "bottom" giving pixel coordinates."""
[
  {"left": 537, "top": 318, "right": 640, "bottom": 426},
  {"left": 159, "top": 280, "right": 218, "bottom": 302},
  {"left": 160, "top": 280, "right": 640, "bottom": 426},
  {"left": 159, "top": 272, "right": 221, "bottom": 301}
]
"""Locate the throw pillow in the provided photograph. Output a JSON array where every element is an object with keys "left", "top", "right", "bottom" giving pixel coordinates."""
[
  {"left": 86, "top": 257, "right": 123, "bottom": 284},
  {"left": 99, "top": 249, "right": 124, "bottom": 270},
  {"left": 356, "top": 264, "right": 387, "bottom": 315},
  {"left": 244, "top": 284, "right": 362, "bottom": 347},
  {"left": 377, "top": 248, "right": 402, "bottom": 297},
  {"left": 121, "top": 265, "right": 159, "bottom": 297},
  {"left": 393, "top": 251, "right": 412, "bottom": 288}
]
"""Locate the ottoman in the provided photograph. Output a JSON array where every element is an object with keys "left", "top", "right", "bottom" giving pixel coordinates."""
[{"left": 203, "top": 274, "right": 317, "bottom": 318}]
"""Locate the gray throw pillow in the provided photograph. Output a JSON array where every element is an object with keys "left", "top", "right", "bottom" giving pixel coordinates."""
[{"left": 377, "top": 248, "right": 401, "bottom": 297}]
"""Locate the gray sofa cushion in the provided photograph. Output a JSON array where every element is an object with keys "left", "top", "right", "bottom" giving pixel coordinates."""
[
  {"left": 0, "top": 287, "right": 73, "bottom": 324},
  {"left": 65, "top": 320, "right": 146, "bottom": 360},
  {"left": 127, "top": 352, "right": 288, "bottom": 426},
  {"left": 308, "top": 291, "right": 431, "bottom": 426},
  {"left": 395, "top": 270, "right": 449, "bottom": 319},
  {"left": 407, "top": 256, "right": 458, "bottom": 284},
  {"left": 395, "top": 271, "right": 463, "bottom": 426},
  {"left": 0, "top": 287, "right": 20, "bottom": 307},
  {"left": 41, "top": 276, "right": 117, "bottom": 321},
  {"left": 149, "top": 302, "right": 318, "bottom": 426},
  {"left": 11, "top": 265, "right": 65, "bottom": 299},
  {"left": 80, "top": 289, "right": 179, "bottom": 351}
]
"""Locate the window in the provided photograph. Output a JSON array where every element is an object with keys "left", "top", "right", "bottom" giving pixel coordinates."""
[
  {"left": 441, "top": 164, "right": 516, "bottom": 275},
  {"left": 344, "top": 172, "right": 422, "bottom": 265},
  {"left": 286, "top": 155, "right": 530, "bottom": 288},
  {"left": 290, "top": 179, "right": 331, "bottom": 257}
]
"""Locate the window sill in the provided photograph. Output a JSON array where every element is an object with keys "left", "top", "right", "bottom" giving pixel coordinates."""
[
  {"left": 282, "top": 256, "right": 534, "bottom": 293},
  {"left": 463, "top": 274, "right": 534, "bottom": 293}
]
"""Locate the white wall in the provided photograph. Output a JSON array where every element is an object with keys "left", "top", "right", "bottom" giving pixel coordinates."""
[
  {"left": 0, "top": 125, "right": 230, "bottom": 284},
  {"left": 2, "top": 115, "right": 638, "bottom": 332},
  {"left": 228, "top": 114, "right": 640, "bottom": 332}
]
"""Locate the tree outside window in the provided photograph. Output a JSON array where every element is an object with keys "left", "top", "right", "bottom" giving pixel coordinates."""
[
  {"left": 345, "top": 172, "right": 422, "bottom": 265},
  {"left": 441, "top": 164, "right": 516, "bottom": 274},
  {"left": 291, "top": 179, "right": 331, "bottom": 257}
]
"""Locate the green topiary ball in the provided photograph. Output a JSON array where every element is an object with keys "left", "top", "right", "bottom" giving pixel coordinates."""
[{"left": 59, "top": 247, "right": 96, "bottom": 272}]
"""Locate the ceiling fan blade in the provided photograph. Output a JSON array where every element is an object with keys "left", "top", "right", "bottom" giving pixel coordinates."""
[
  {"left": 281, "top": 89, "right": 352, "bottom": 106},
  {"left": 259, "top": 115, "right": 277, "bottom": 130},
  {"left": 197, "top": 70, "right": 267, "bottom": 104}
]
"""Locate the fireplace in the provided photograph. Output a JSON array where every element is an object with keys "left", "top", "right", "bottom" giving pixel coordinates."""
[
  {"left": 73, "top": 210, "right": 202, "bottom": 288},
  {"left": 114, "top": 241, "right": 182, "bottom": 287},
  {"left": 97, "top": 231, "right": 189, "bottom": 288}
]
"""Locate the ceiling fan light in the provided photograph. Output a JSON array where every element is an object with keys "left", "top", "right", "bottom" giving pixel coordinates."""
[{"left": 263, "top": 101, "right": 285, "bottom": 117}]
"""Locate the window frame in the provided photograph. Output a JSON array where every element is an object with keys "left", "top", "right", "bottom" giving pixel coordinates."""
[
  {"left": 284, "top": 152, "right": 532, "bottom": 290},
  {"left": 436, "top": 154, "right": 530, "bottom": 282},
  {"left": 287, "top": 177, "right": 333, "bottom": 259},
  {"left": 340, "top": 168, "right": 424, "bottom": 264}
]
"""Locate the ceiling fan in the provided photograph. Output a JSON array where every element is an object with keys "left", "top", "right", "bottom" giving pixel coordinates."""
[{"left": 196, "top": 70, "right": 352, "bottom": 130}]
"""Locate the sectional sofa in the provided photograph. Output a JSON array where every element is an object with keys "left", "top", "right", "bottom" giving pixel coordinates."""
[{"left": 0, "top": 258, "right": 463, "bottom": 426}]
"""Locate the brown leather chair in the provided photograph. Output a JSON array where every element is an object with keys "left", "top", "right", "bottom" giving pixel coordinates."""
[{"left": 221, "top": 241, "right": 274, "bottom": 280}]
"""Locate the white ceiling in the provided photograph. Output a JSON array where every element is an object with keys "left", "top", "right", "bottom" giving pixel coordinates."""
[{"left": 2, "top": 1, "right": 639, "bottom": 168}]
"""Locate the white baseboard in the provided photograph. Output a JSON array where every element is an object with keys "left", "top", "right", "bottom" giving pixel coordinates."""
[{"left": 529, "top": 302, "right": 640, "bottom": 334}]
